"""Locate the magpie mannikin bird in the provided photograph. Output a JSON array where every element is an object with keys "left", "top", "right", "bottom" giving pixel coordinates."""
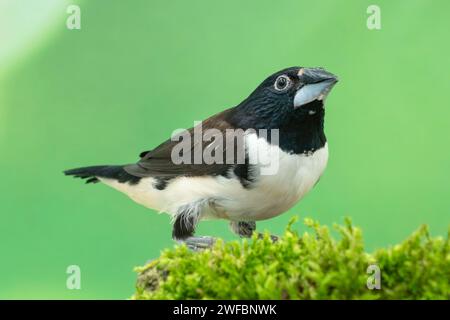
[{"left": 65, "top": 67, "right": 338, "bottom": 250}]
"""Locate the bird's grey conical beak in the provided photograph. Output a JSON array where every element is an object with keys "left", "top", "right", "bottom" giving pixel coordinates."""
[{"left": 294, "top": 67, "right": 338, "bottom": 108}]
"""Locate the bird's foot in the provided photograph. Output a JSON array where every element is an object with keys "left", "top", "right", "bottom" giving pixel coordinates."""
[
  {"left": 229, "top": 221, "right": 278, "bottom": 242},
  {"left": 257, "top": 233, "right": 279, "bottom": 242},
  {"left": 178, "top": 236, "right": 216, "bottom": 251}
]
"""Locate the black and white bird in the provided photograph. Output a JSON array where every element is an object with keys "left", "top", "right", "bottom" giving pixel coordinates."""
[{"left": 65, "top": 67, "right": 338, "bottom": 250}]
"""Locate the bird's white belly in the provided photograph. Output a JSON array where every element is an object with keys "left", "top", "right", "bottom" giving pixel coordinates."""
[
  {"left": 101, "top": 136, "right": 328, "bottom": 221},
  {"left": 216, "top": 142, "right": 329, "bottom": 220}
]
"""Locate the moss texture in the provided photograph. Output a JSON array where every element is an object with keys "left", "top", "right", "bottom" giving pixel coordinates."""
[{"left": 133, "top": 218, "right": 449, "bottom": 300}]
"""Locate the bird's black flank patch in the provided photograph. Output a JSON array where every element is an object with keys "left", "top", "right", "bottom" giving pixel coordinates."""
[{"left": 172, "top": 214, "right": 196, "bottom": 240}]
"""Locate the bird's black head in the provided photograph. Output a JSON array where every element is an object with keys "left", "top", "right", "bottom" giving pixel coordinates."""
[{"left": 229, "top": 67, "right": 338, "bottom": 130}]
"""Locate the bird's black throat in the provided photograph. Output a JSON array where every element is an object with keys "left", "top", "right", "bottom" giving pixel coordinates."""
[
  {"left": 276, "top": 104, "right": 326, "bottom": 154},
  {"left": 228, "top": 100, "right": 327, "bottom": 155}
]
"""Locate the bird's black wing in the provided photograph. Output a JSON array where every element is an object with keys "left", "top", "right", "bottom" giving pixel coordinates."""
[{"left": 124, "top": 108, "right": 244, "bottom": 179}]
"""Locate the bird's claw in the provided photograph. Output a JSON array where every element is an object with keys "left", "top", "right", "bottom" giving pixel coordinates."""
[
  {"left": 177, "top": 233, "right": 277, "bottom": 252},
  {"left": 257, "top": 233, "right": 279, "bottom": 242}
]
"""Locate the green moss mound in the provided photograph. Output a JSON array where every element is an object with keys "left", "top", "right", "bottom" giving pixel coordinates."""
[{"left": 133, "top": 218, "right": 449, "bottom": 300}]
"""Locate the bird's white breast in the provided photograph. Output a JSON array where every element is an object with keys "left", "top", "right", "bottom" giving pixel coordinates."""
[
  {"left": 100, "top": 134, "right": 328, "bottom": 221},
  {"left": 214, "top": 133, "right": 329, "bottom": 220}
]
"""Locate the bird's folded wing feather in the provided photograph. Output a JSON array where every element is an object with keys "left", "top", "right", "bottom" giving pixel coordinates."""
[{"left": 124, "top": 108, "right": 242, "bottom": 178}]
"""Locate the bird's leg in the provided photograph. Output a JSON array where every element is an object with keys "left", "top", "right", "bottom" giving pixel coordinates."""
[
  {"left": 229, "top": 221, "right": 256, "bottom": 238},
  {"left": 230, "top": 221, "right": 279, "bottom": 242},
  {"left": 172, "top": 201, "right": 216, "bottom": 251}
]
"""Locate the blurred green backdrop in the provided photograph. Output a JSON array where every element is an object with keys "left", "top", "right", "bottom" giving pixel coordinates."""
[{"left": 0, "top": 0, "right": 449, "bottom": 299}]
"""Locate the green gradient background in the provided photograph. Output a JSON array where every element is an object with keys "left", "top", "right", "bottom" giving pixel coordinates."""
[{"left": 1, "top": 0, "right": 449, "bottom": 299}]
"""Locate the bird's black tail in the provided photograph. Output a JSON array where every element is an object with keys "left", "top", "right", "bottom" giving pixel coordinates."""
[{"left": 64, "top": 165, "right": 141, "bottom": 185}]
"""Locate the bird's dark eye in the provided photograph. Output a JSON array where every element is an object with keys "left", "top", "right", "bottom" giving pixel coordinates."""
[{"left": 274, "top": 75, "right": 291, "bottom": 91}]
